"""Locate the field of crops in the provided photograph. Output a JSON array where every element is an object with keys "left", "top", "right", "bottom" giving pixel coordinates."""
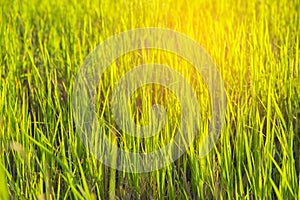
[{"left": 0, "top": 0, "right": 299, "bottom": 199}]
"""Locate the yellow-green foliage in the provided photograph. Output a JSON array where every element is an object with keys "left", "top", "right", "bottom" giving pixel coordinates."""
[{"left": 0, "top": 0, "right": 299, "bottom": 199}]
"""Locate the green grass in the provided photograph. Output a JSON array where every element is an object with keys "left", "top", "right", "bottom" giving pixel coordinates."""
[{"left": 0, "top": 0, "right": 299, "bottom": 199}]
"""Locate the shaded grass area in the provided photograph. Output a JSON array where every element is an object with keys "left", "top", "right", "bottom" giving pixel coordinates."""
[{"left": 0, "top": 0, "right": 299, "bottom": 199}]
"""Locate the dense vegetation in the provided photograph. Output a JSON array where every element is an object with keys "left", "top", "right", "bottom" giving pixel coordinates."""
[{"left": 0, "top": 0, "right": 299, "bottom": 199}]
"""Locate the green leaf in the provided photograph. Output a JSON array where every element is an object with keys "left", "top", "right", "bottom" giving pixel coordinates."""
[{"left": 0, "top": 160, "right": 9, "bottom": 200}]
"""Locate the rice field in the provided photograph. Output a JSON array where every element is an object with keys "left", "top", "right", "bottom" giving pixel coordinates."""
[{"left": 0, "top": 0, "right": 299, "bottom": 199}]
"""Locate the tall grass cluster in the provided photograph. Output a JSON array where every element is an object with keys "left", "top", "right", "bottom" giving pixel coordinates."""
[{"left": 0, "top": 0, "right": 299, "bottom": 199}]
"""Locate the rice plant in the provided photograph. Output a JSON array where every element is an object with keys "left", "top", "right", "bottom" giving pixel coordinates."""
[{"left": 0, "top": 0, "right": 299, "bottom": 199}]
